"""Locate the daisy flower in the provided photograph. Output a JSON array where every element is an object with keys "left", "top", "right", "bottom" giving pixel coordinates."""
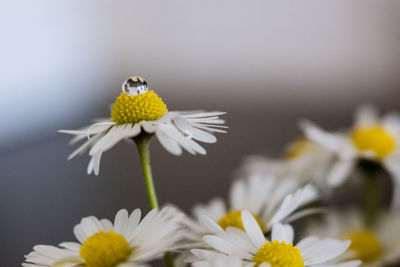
[
  {"left": 23, "top": 207, "right": 184, "bottom": 267},
  {"left": 238, "top": 137, "right": 335, "bottom": 190},
  {"left": 183, "top": 175, "right": 319, "bottom": 242},
  {"left": 190, "top": 210, "right": 361, "bottom": 267},
  {"left": 301, "top": 105, "right": 400, "bottom": 208},
  {"left": 59, "top": 76, "right": 227, "bottom": 175},
  {"left": 304, "top": 209, "right": 400, "bottom": 266}
]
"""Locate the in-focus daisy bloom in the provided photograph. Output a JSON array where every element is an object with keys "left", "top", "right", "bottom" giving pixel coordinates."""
[
  {"left": 301, "top": 105, "right": 400, "bottom": 207},
  {"left": 23, "top": 207, "right": 184, "bottom": 267},
  {"left": 59, "top": 76, "right": 227, "bottom": 175},
  {"left": 182, "top": 175, "right": 318, "bottom": 243},
  {"left": 190, "top": 210, "right": 361, "bottom": 267},
  {"left": 305, "top": 209, "right": 400, "bottom": 266}
]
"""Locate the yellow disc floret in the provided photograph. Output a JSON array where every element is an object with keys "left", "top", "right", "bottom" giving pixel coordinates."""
[
  {"left": 218, "top": 210, "right": 264, "bottom": 231},
  {"left": 285, "top": 138, "right": 314, "bottom": 159},
  {"left": 80, "top": 230, "right": 131, "bottom": 267},
  {"left": 253, "top": 240, "right": 305, "bottom": 267},
  {"left": 351, "top": 125, "right": 395, "bottom": 159},
  {"left": 346, "top": 230, "right": 383, "bottom": 264},
  {"left": 111, "top": 91, "right": 168, "bottom": 124}
]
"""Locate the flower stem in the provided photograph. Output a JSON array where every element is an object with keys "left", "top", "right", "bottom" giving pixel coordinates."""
[
  {"left": 359, "top": 159, "right": 381, "bottom": 228},
  {"left": 134, "top": 133, "right": 175, "bottom": 267},
  {"left": 135, "top": 134, "right": 159, "bottom": 210},
  {"left": 364, "top": 173, "right": 380, "bottom": 227}
]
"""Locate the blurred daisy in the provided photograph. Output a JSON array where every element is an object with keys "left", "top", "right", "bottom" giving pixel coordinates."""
[
  {"left": 301, "top": 105, "right": 400, "bottom": 207},
  {"left": 183, "top": 175, "right": 318, "bottom": 242},
  {"left": 190, "top": 210, "right": 361, "bottom": 267},
  {"left": 238, "top": 137, "right": 335, "bottom": 189},
  {"left": 23, "top": 207, "right": 183, "bottom": 267},
  {"left": 305, "top": 209, "right": 400, "bottom": 266},
  {"left": 59, "top": 76, "right": 227, "bottom": 175}
]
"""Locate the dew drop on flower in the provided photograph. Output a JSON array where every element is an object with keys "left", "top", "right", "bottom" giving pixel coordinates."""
[{"left": 122, "top": 76, "right": 148, "bottom": 96}]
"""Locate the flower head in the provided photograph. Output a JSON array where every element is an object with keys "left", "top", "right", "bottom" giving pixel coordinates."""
[
  {"left": 23, "top": 207, "right": 184, "bottom": 266},
  {"left": 301, "top": 104, "right": 400, "bottom": 208},
  {"left": 59, "top": 76, "right": 227, "bottom": 175},
  {"left": 190, "top": 210, "right": 361, "bottom": 267},
  {"left": 304, "top": 209, "right": 400, "bottom": 266},
  {"left": 182, "top": 175, "right": 318, "bottom": 244}
]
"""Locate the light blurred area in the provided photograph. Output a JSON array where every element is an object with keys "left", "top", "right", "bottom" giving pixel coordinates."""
[{"left": 1, "top": 0, "right": 400, "bottom": 265}]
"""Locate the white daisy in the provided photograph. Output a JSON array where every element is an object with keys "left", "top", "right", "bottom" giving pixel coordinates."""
[
  {"left": 238, "top": 138, "right": 335, "bottom": 190},
  {"left": 23, "top": 207, "right": 184, "bottom": 267},
  {"left": 305, "top": 209, "right": 400, "bottom": 266},
  {"left": 59, "top": 76, "right": 227, "bottom": 175},
  {"left": 190, "top": 210, "right": 361, "bottom": 267},
  {"left": 301, "top": 104, "right": 400, "bottom": 208},
  {"left": 182, "top": 175, "right": 319, "bottom": 242}
]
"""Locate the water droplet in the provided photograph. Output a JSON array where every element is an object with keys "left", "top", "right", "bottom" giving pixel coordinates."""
[{"left": 122, "top": 76, "right": 148, "bottom": 96}]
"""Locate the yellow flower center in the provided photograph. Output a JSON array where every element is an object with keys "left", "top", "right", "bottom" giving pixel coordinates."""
[
  {"left": 351, "top": 126, "right": 395, "bottom": 159},
  {"left": 217, "top": 210, "right": 264, "bottom": 231},
  {"left": 346, "top": 230, "right": 383, "bottom": 264},
  {"left": 284, "top": 138, "right": 314, "bottom": 159},
  {"left": 79, "top": 230, "right": 131, "bottom": 267},
  {"left": 253, "top": 240, "right": 305, "bottom": 267},
  {"left": 111, "top": 91, "right": 168, "bottom": 124}
]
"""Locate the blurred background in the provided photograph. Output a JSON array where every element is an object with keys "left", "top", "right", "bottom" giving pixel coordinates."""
[{"left": 1, "top": 0, "right": 400, "bottom": 265}]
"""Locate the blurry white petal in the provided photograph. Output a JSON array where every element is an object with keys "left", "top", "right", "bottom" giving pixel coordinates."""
[
  {"left": 327, "top": 160, "right": 354, "bottom": 187},
  {"left": 302, "top": 239, "right": 351, "bottom": 265},
  {"left": 271, "top": 223, "right": 294, "bottom": 244},
  {"left": 300, "top": 120, "right": 345, "bottom": 152},
  {"left": 354, "top": 104, "right": 379, "bottom": 126},
  {"left": 241, "top": 210, "right": 265, "bottom": 248}
]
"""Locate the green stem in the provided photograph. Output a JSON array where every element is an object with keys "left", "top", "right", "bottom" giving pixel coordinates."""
[
  {"left": 364, "top": 173, "right": 380, "bottom": 228},
  {"left": 360, "top": 160, "right": 381, "bottom": 228},
  {"left": 135, "top": 134, "right": 159, "bottom": 210},
  {"left": 134, "top": 133, "right": 175, "bottom": 267},
  {"left": 164, "top": 252, "right": 175, "bottom": 267}
]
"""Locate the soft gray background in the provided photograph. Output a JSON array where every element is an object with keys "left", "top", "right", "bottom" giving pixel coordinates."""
[{"left": 1, "top": 1, "right": 400, "bottom": 266}]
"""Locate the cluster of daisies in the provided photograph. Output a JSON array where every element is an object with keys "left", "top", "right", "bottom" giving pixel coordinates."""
[{"left": 23, "top": 76, "right": 400, "bottom": 267}]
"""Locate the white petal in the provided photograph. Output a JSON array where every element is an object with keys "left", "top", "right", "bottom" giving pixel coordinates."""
[
  {"left": 126, "top": 209, "right": 142, "bottom": 239},
  {"left": 229, "top": 179, "right": 246, "bottom": 211},
  {"left": 193, "top": 198, "right": 226, "bottom": 221},
  {"left": 73, "top": 225, "right": 87, "bottom": 243},
  {"left": 202, "top": 235, "right": 252, "bottom": 259},
  {"left": 268, "top": 184, "right": 318, "bottom": 227},
  {"left": 327, "top": 160, "right": 354, "bottom": 187},
  {"left": 271, "top": 223, "right": 294, "bottom": 244},
  {"left": 300, "top": 120, "right": 345, "bottom": 152},
  {"left": 354, "top": 104, "right": 379, "bottom": 126},
  {"left": 199, "top": 215, "right": 224, "bottom": 234},
  {"left": 241, "top": 210, "right": 266, "bottom": 248},
  {"left": 89, "top": 126, "right": 123, "bottom": 156},
  {"left": 173, "top": 115, "right": 217, "bottom": 143},
  {"left": 301, "top": 239, "right": 351, "bottom": 265},
  {"left": 180, "top": 111, "right": 226, "bottom": 118},
  {"left": 155, "top": 129, "right": 183, "bottom": 155},
  {"left": 89, "top": 152, "right": 102, "bottom": 176},
  {"left": 58, "top": 242, "right": 81, "bottom": 252},
  {"left": 114, "top": 209, "right": 129, "bottom": 235},
  {"left": 100, "top": 219, "right": 114, "bottom": 232}
]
